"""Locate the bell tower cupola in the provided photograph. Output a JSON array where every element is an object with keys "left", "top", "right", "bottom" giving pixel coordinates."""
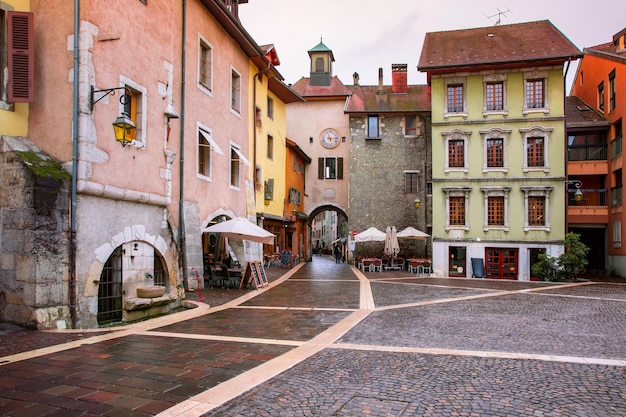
[{"left": 308, "top": 38, "right": 334, "bottom": 87}]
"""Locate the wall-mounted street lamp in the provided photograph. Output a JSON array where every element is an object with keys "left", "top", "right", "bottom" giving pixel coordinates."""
[
  {"left": 414, "top": 197, "right": 421, "bottom": 209},
  {"left": 90, "top": 86, "right": 137, "bottom": 147},
  {"left": 567, "top": 180, "right": 583, "bottom": 202}
]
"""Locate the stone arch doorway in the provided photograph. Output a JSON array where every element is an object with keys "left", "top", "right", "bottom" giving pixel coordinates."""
[
  {"left": 96, "top": 242, "right": 170, "bottom": 325},
  {"left": 308, "top": 204, "right": 348, "bottom": 260}
]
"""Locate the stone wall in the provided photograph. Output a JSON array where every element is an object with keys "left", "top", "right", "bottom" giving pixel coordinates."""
[
  {"left": 0, "top": 136, "right": 70, "bottom": 329},
  {"left": 349, "top": 114, "right": 432, "bottom": 258}
]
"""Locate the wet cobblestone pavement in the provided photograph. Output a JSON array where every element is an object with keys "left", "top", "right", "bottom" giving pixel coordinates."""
[
  {"left": 1, "top": 256, "right": 625, "bottom": 416},
  {"left": 202, "top": 349, "right": 626, "bottom": 417}
]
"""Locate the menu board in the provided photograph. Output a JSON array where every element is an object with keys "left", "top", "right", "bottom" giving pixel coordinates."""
[{"left": 241, "top": 261, "right": 269, "bottom": 289}]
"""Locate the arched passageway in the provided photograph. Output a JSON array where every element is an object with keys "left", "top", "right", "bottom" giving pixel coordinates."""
[{"left": 308, "top": 204, "right": 348, "bottom": 261}]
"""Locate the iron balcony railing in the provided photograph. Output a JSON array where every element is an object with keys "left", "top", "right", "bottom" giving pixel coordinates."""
[
  {"left": 568, "top": 189, "right": 607, "bottom": 206},
  {"left": 567, "top": 144, "right": 608, "bottom": 161}
]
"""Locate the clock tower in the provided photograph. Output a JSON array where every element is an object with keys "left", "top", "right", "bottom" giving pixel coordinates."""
[{"left": 308, "top": 38, "right": 334, "bottom": 87}]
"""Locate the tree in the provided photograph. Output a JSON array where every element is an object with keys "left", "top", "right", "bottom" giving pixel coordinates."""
[{"left": 531, "top": 233, "right": 590, "bottom": 281}]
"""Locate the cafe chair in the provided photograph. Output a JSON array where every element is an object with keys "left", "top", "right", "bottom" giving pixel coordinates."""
[
  {"left": 361, "top": 258, "right": 373, "bottom": 272},
  {"left": 408, "top": 259, "right": 421, "bottom": 274},
  {"left": 372, "top": 258, "right": 383, "bottom": 272}
]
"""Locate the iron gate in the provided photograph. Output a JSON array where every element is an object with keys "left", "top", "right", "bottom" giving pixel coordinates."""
[{"left": 97, "top": 246, "right": 123, "bottom": 324}]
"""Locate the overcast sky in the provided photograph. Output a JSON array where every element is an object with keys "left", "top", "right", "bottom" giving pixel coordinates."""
[{"left": 239, "top": 0, "right": 623, "bottom": 91}]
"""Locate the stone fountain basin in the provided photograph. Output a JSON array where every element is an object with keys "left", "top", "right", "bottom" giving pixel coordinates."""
[{"left": 136, "top": 286, "right": 166, "bottom": 298}]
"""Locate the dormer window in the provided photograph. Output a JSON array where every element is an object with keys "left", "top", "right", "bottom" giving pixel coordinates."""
[{"left": 613, "top": 29, "right": 626, "bottom": 52}]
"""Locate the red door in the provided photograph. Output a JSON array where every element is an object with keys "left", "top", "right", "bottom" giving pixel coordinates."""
[{"left": 485, "top": 248, "right": 518, "bottom": 280}]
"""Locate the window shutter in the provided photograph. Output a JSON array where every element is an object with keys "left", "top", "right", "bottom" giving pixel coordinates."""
[
  {"left": 337, "top": 158, "right": 344, "bottom": 179},
  {"left": 264, "top": 178, "right": 274, "bottom": 200},
  {"left": 318, "top": 158, "right": 324, "bottom": 179},
  {"left": 8, "top": 11, "right": 34, "bottom": 103}
]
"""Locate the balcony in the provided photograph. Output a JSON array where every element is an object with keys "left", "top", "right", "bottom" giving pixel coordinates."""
[
  {"left": 568, "top": 189, "right": 608, "bottom": 207},
  {"left": 567, "top": 188, "right": 609, "bottom": 224},
  {"left": 568, "top": 144, "right": 607, "bottom": 161},
  {"left": 568, "top": 145, "right": 609, "bottom": 176}
]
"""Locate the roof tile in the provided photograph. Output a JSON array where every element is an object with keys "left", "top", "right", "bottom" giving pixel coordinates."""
[{"left": 418, "top": 20, "right": 582, "bottom": 73}]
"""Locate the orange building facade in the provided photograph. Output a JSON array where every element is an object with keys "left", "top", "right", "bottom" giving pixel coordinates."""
[
  {"left": 571, "top": 28, "right": 626, "bottom": 275},
  {"left": 283, "top": 138, "right": 311, "bottom": 260}
]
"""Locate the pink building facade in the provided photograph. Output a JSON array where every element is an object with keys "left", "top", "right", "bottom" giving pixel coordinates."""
[{"left": 16, "top": 0, "right": 267, "bottom": 328}]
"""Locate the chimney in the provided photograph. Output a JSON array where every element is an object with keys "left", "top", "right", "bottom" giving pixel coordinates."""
[
  {"left": 378, "top": 67, "right": 384, "bottom": 91},
  {"left": 353, "top": 72, "right": 359, "bottom": 86},
  {"left": 392, "top": 64, "right": 408, "bottom": 94}
]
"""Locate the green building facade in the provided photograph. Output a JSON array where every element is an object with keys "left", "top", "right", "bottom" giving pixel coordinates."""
[{"left": 419, "top": 20, "right": 582, "bottom": 280}]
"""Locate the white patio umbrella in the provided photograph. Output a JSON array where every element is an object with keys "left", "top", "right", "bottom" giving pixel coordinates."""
[
  {"left": 384, "top": 226, "right": 400, "bottom": 257},
  {"left": 202, "top": 217, "right": 275, "bottom": 244},
  {"left": 354, "top": 227, "right": 386, "bottom": 242},
  {"left": 396, "top": 226, "right": 430, "bottom": 240}
]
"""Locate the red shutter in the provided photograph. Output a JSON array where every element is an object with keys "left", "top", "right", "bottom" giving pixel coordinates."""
[{"left": 8, "top": 11, "right": 34, "bottom": 103}]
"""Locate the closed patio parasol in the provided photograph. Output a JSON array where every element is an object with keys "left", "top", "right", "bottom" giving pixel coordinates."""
[{"left": 384, "top": 226, "right": 400, "bottom": 257}]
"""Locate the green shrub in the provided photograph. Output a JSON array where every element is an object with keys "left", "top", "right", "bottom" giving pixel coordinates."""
[{"left": 531, "top": 233, "right": 589, "bottom": 281}]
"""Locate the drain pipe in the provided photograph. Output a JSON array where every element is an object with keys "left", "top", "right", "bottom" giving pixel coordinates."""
[
  {"left": 69, "top": 0, "right": 79, "bottom": 329},
  {"left": 178, "top": 0, "right": 187, "bottom": 287},
  {"left": 564, "top": 57, "right": 573, "bottom": 234}
]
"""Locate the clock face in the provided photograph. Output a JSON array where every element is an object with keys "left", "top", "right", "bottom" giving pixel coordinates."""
[{"left": 320, "top": 128, "right": 340, "bottom": 149}]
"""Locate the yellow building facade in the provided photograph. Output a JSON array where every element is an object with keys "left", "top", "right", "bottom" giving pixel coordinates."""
[{"left": 1, "top": 0, "right": 31, "bottom": 137}]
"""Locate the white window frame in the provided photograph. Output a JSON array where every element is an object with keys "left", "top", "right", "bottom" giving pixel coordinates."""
[
  {"left": 482, "top": 74, "right": 508, "bottom": 116},
  {"left": 198, "top": 35, "right": 213, "bottom": 96},
  {"left": 229, "top": 142, "right": 249, "bottom": 190},
  {"left": 442, "top": 129, "right": 471, "bottom": 173},
  {"left": 119, "top": 76, "right": 147, "bottom": 148},
  {"left": 521, "top": 186, "right": 553, "bottom": 232},
  {"left": 481, "top": 186, "right": 511, "bottom": 232},
  {"left": 196, "top": 122, "right": 223, "bottom": 181},
  {"left": 230, "top": 66, "right": 242, "bottom": 116},
  {"left": 522, "top": 70, "right": 549, "bottom": 115},
  {"left": 520, "top": 126, "right": 553, "bottom": 173},
  {"left": 480, "top": 127, "right": 511, "bottom": 174},
  {"left": 443, "top": 186, "right": 471, "bottom": 232},
  {"left": 443, "top": 76, "right": 467, "bottom": 119}
]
